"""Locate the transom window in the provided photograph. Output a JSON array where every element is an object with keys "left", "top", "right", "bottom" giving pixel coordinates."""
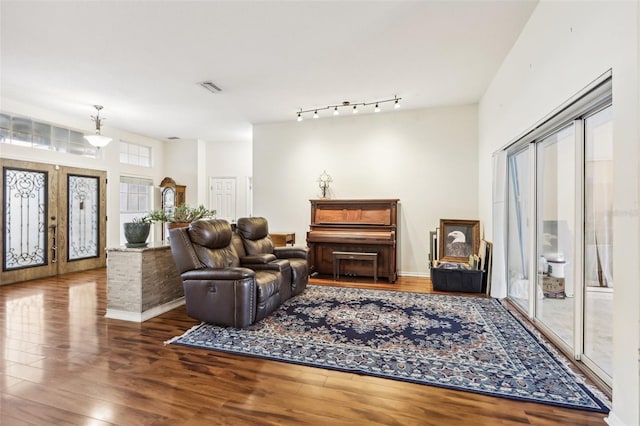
[
  {"left": 120, "top": 141, "right": 151, "bottom": 167},
  {"left": 0, "top": 112, "right": 98, "bottom": 157}
]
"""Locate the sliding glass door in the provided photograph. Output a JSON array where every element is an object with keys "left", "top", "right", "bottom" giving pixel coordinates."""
[
  {"left": 583, "top": 105, "right": 613, "bottom": 379},
  {"left": 507, "top": 148, "right": 531, "bottom": 313},
  {"left": 503, "top": 82, "right": 613, "bottom": 387},
  {"left": 535, "top": 124, "right": 575, "bottom": 348}
]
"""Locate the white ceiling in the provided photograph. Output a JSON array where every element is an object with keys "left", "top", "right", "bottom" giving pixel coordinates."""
[{"left": 0, "top": 1, "right": 537, "bottom": 145}]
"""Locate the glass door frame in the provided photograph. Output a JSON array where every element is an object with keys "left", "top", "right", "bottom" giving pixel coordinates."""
[
  {"left": 505, "top": 144, "right": 534, "bottom": 314},
  {"left": 578, "top": 104, "right": 614, "bottom": 387},
  {"left": 525, "top": 120, "right": 584, "bottom": 358}
]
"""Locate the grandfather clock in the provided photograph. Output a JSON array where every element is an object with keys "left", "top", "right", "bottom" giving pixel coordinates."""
[{"left": 159, "top": 177, "right": 186, "bottom": 240}]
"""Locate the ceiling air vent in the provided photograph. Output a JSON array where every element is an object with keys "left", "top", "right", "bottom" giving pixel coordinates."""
[
  {"left": 167, "top": 136, "right": 180, "bottom": 140},
  {"left": 198, "top": 81, "right": 222, "bottom": 94}
]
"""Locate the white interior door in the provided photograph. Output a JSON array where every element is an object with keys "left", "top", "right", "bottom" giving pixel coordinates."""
[{"left": 209, "top": 177, "right": 237, "bottom": 223}]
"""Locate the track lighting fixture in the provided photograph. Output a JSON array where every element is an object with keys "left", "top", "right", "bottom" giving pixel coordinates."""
[{"left": 296, "top": 96, "right": 401, "bottom": 121}]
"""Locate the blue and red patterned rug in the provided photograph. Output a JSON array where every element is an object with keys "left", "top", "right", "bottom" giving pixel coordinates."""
[{"left": 168, "top": 285, "right": 610, "bottom": 412}]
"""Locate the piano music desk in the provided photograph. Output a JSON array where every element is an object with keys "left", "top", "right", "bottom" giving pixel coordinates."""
[{"left": 333, "top": 251, "right": 378, "bottom": 283}]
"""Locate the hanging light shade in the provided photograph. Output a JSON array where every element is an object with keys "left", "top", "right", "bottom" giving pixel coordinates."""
[{"left": 84, "top": 105, "right": 112, "bottom": 148}]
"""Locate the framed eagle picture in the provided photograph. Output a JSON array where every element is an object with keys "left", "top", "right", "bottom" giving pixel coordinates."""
[{"left": 438, "top": 219, "right": 480, "bottom": 263}]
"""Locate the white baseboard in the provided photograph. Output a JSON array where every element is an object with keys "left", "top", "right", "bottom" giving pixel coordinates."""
[
  {"left": 105, "top": 297, "right": 185, "bottom": 322},
  {"left": 398, "top": 271, "right": 429, "bottom": 278},
  {"left": 605, "top": 411, "right": 629, "bottom": 426}
]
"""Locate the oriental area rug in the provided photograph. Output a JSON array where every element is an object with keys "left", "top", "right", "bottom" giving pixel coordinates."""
[{"left": 168, "top": 285, "right": 610, "bottom": 413}]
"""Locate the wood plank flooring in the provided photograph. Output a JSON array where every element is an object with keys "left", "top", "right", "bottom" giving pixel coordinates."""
[{"left": 0, "top": 269, "right": 607, "bottom": 425}]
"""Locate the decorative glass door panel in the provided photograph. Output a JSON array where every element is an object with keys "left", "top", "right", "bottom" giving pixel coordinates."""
[
  {"left": 1, "top": 160, "right": 58, "bottom": 284},
  {"left": 57, "top": 166, "right": 106, "bottom": 275},
  {"left": 68, "top": 175, "right": 99, "bottom": 261},
  {"left": 4, "top": 168, "right": 48, "bottom": 269}
]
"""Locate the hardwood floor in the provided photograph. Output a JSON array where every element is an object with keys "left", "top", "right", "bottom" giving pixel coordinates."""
[{"left": 0, "top": 269, "right": 607, "bottom": 425}]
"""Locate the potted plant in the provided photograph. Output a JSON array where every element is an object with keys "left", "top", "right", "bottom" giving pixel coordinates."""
[
  {"left": 123, "top": 216, "right": 152, "bottom": 248},
  {"left": 147, "top": 204, "right": 216, "bottom": 238}
]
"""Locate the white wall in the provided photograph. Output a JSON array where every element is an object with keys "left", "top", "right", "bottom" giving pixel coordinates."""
[
  {"left": 0, "top": 97, "right": 167, "bottom": 248},
  {"left": 203, "top": 138, "right": 253, "bottom": 221},
  {"left": 478, "top": 1, "right": 639, "bottom": 425},
  {"left": 0, "top": 98, "right": 254, "bottom": 247},
  {"left": 253, "top": 104, "right": 478, "bottom": 276},
  {"left": 163, "top": 139, "right": 200, "bottom": 206}
]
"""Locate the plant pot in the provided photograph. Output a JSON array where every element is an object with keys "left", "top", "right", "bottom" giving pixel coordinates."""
[{"left": 123, "top": 222, "right": 151, "bottom": 248}]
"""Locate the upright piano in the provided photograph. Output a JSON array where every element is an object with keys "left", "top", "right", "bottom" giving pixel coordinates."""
[{"left": 306, "top": 199, "right": 398, "bottom": 283}]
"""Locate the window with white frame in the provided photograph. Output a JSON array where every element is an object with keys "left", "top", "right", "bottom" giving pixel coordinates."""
[
  {"left": 120, "top": 141, "right": 151, "bottom": 167},
  {"left": 119, "top": 176, "right": 154, "bottom": 245}
]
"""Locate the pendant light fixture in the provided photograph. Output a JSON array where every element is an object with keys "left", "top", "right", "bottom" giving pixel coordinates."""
[{"left": 84, "top": 105, "right": 112, "bottom": 148}]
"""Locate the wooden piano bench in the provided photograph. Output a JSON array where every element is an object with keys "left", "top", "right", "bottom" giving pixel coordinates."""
[{"left": 332, "top": 251, "right": 378, "bottom": 283}]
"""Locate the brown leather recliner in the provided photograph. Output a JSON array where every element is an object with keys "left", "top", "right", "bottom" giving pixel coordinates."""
[
  {"left": 236, "top": 217, "right": 309, "bottom": 297},
  {"left": 168, "top": 219, "right": 291, "bottom": 328}
]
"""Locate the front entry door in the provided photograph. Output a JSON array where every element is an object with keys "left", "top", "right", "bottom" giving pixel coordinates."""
[{"left": 1, "top": 159, "right": 106, "bottom": 285}]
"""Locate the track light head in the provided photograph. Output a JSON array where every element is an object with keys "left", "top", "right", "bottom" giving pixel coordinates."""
[
  {"left": 297, "top": 112, "right": 303, "bottom": 122},
  {"left": 313, "top": 110, "right": 319, "bottom": 119},
  {"left": 374, "top": 103, "right": 380, "bottom": 112},
  {"left": 333, "top": 106, "right": 339, "bottom": 115},
  {"left": 394, "top": 98, "right": 400, "bottom": 109},
  {"left": 353, "top": 105, "right": 358, "bottom": 114}
]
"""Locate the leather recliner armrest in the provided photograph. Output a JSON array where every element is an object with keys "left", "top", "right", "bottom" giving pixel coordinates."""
[
  {"left": 240, "top": 254, "right": 277, "bottom": 264},
  {"left": 181, "top": 267, "right": 255, "bottom": 281},
  {"left": 274, "top": 246, "right": 309, "bottom": 260},
  {"left": 247, "top": 258, "right": 291, "bottom": 272}
]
